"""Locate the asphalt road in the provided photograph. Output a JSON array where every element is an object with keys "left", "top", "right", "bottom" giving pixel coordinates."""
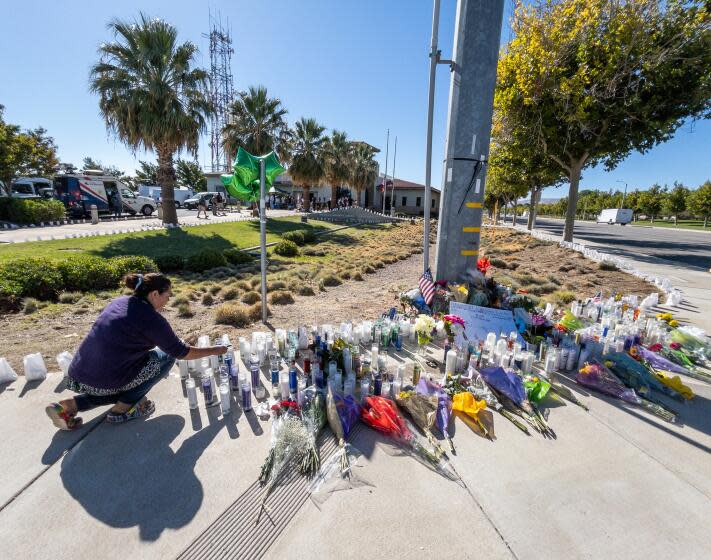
[{"left": 527, "top": 218, "right": 711, "bottom": 271}]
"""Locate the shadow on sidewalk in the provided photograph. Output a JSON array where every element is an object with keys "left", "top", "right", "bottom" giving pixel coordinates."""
[{"left": 55, "top": 414, "right": 222, "bottom": 541}]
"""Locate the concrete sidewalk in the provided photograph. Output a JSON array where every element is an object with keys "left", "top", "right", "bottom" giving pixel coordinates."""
[{"left": 1, "top": 347, "right": 710, "bottom": 559}]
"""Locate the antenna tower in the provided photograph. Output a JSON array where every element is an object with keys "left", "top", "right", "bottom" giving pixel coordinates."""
[{"left": 204, "top": 10, "right": 235, "bottom": 173}]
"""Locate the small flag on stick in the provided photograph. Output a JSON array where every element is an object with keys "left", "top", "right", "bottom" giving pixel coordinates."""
[{"left": 419, "top": 268, "right": 436, "bottom": 306}]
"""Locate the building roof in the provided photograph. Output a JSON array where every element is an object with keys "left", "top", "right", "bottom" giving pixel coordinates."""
[{"left": 377, "top": 177, "right": 441, "bottom": 193}]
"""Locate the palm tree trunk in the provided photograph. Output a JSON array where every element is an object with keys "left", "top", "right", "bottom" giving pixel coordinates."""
[
  {"left": 157, "top": 145, "right": 178, "bottom": 225},
  {"left": 302, "top": 185, "right": 310, "bottom": 212},
  {"left": 331, "top": 185, "right": 338, "bottom": 209}
]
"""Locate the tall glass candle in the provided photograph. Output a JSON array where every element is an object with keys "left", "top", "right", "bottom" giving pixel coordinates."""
[{"left": 186, "top": 379, "right": 198, "bottom": 409}]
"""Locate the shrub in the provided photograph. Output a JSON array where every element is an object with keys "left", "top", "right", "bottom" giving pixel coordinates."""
[
  {"left": 0, "top": 258, "right": 63, "bottom": 300},
  {"left": 282, "top": 230, "right": 305, "bottom": 246},
  {"left": 247, "top": 302, "right": 268, "bottom": 321},
  {"left": 553, "top": 290, "right": 576, "bottom": 305},
  {"left": 0, "top": 278, "right": 23, "bottom": 311},
  {"left": 185, "top": 250, "right": 227, "bottom": 272},
  {"left": 321, "top": 274, "right": 342, "bottom": 287},
  {"left": 58, "top": 291, "right": 82, "bottom": 304},
  {"left": 222, "top": 287, "right": 240, "bottom": 301},
  {"left": 56, "top": 256, "right": 115, "bottom": 292},
  {"left": 110, "top": 255, "right": 158, "bottom": 279},
  {"left": 490, "top": 258, "right": 508, "bottom": 269},
  {"left": 215, "top": 303, "right": 252, "bottom": 327},
  {"left": 209, "top": 284, "right": 222, "bottom": 295},
  {"left": 0, "top": 198, "right": 65, "bottom": 225},
  {"left": 177, "top": 303, "right": 194, "bottom": 317},
  {"left": 339, "top": 271, "right": 351, "bottom": 281},
  {"left": 154, "top": 254, "right": 185, "bottom": 273},
  {"left": 241, "top": 291, "right": 260, "bottom": 305},
  {"left": 23, "top": 297, "right": 39, "bottom": 314},
  {"left": 599, "top": 261, "right": 618, "bottom": 271},
  {"left": 249, "top": 277, "right": 260, "bottom": 288},
  {"left": 201, "top": 293, "right": 214, "bottom": 306},
  {"left": 363, "top": 265, "right": 376, "bottom": 274},
  {"left": 273, "top": 240, "right": 299, "bottom": 257},
  {"left": 297, "top": 285, "right": 316, "bottom": 296},
  {"left": 172, "top": 295, "right": 189, "bottom": 307},
  {"left": 269, "top": 290, "right": 295, "bottom": 305},
  {"left": 353, "top": 272, "right": 364, "bottom": 281},
  {"left": 223, "top": 248, "right": 254, "bottom": 266},
  {"left": 302, "top": 247, "right": 327, "bottom": 257}
]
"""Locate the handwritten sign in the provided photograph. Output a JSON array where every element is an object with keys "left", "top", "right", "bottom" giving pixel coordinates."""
[{"left": 449, "top": 302, "right": 522, "bottom": 345}]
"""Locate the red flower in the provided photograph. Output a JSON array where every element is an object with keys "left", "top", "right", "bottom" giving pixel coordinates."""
[
  {"left": 648, "top": 343, "right": 663, "bottom": 352},
  {"left": 477, "top": 257, "right": 491, "bottom": 275},
  {"left": 670, "top": 342, "right": 681, "bottom": 350}
]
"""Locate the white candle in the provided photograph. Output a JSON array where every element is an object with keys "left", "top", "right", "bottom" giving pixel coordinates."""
[
  {"left": 186, "top": 379, "right": 198, "bottom": 409},
  {"left": 371, "top": 345, "right": 379, "bottom": 368},
  {"left": 179, "top": 360, "right": 189, "bottom": 379},
  {"left": 342, "top": 348, "right": 352, "bottom": 375},
  {"left": 445, "top": 351, "right": 457, "bottom": 377},
  {"left": 220, "top": 384, "right": 231, "bottom": 415}
]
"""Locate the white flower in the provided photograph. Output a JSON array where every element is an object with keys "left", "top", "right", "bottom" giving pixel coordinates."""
[{"left": 414, "top": 314, "right": 435, "bottom": 336}]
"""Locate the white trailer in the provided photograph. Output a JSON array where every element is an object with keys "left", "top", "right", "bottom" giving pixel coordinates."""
[{"left": 597, "top": 208, "right": 633, "bottom": 225}]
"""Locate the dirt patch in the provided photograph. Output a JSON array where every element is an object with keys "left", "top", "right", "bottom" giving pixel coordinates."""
[{"left": 0, "top": 224, "right": 659, "bottom": 373}]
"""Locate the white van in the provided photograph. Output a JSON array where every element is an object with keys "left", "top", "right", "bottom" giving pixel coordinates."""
[
  {"left": 11, "top": 177, "right": 54, "bottom": 199},
  {"left": 53, "top": 171, "right": 156, "bottom": 218},
  {"left": 597, "top": 208, "right": 633, "bottom": 225},
  {"left": 138, "top": 185, "right": 195, "bottom": 207}
]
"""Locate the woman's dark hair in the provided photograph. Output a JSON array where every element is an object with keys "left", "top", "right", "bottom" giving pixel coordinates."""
[{"left": 124, "top": 273, "right": 171, "bottom": 299}]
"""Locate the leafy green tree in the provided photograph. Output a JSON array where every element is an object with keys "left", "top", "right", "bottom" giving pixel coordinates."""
[
  {"left": 638, "top": 184, "right": 667, "bottom": 223},
  {"left": 496, "top": 0, "right": 711, "bottom": 242},
  {"left": 323, "top": 130, "right": 352, "bottom": 205},
  {"left": 82, "top": 157, "right": 123, "bottom": 178},
  {"left": 662, "top": 182, "right": 690, "bottom": 225},
  {"left": 223, "top": 85, "right": 291, "bottom": 165},
  {"left": 176, "top": 159, "right": 207, "bottom": 192},
  {"left": 135, "top": 160, "right": 158, "bottom": 185},
  {"left": 349, "top": 142, "right": 379, "bottom": 207},
  {"left": 687, "top": 181, "right": 711, "bottom": 227},
  {"left": 624, "top": 189, "right": 643, "bottom": 220},
  {"left": 81, "top": 157, "right": 102, "bottom": 170},
  {"left": 90, "top": 14, "right": 212, "bottom": 225},
  {"left": 0, "top": 106, "right": 59, "bottom": 185},
  {"left": 289, "top": 117, "right": 326, "bottom": 209}
]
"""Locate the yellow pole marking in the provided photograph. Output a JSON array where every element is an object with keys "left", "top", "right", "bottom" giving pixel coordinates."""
[
  {"left": 460, "top": 250, "right": 479, "bottom": 256},
  {"left": 462, "top": 227, "right": 480, "bottom": 232},
  {"left": 465, "top": 202, "right": 483, "bottom": 209}
]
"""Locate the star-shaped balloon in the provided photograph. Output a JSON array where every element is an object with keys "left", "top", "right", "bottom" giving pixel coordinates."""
[{"left": 221, "top": 147, "right": 285, "bottom": 202}]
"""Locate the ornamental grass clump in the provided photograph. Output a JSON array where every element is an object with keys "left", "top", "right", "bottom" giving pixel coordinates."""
[
  {"left": 241, "top": 291, "right": 260, "bottom": 305},
  {"left": 215, "top": 303, "right": 251, "bottom": 327},
  {"left": 269, "top": 290, "right": 295, "bottom": 305},
  {"left": 222, "top": 287, "right": 240, "bottom": 301},
  {"left": 177, "top": 303, "right": 194, "bottom": 318}
]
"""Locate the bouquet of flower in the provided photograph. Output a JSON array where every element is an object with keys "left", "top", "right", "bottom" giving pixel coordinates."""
[
  {"left": 452, "top": 391, "right": 494, "bottom": 440},
  {"left": 634, "top": 345, "right": 688, "bottom": 375},
  {"left": 523, "top": 375, "right": 551, "bottom": 404},
  {"left": 556, "top": 311, "right": 583, "bottom": 333},
  {"left": 325, "top": 387, "right": 361, "bottom": 476},
  {"left": 360, "top": 396, "right": 457, "bottom": 480},
  {"left": 577, "top": 361, "right": 676, "bottom": 422},
  {"left": 653, "top": 370, "right": 694, "bottom": 400},
  {"left": 395, "top": 390, "right": 446, "bottom": 456},
  {"left": 301, "top": 387, "right": 326, "bottom": 472},
  {"left": 416, "top": 378, "right": 455, "bottom": 452},
  {"left": 607, "top": 351, "right": 678, "bottom": 401},
  {"left": 468, "top": 370, "right": 530, "bottom": 434},
  {"left": 670, "top": 328, "right": 711, "bottom": 363},
  {"left": 259, "top": 400, "right": 321, "bottom": 507},
  {"left": 476, "top": 257, "right": 491, "bottom": 275},
  {"left": 479, "top": 366, "right": 555, "bottom": 437},
  {"left": 414, "top": 314, "right": 436, "bottom": 346},
  {"left": 442, "top": 315, "right": 466, "bottom": 342}
]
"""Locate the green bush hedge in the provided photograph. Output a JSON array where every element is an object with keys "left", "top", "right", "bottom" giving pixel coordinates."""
[
  {"left": 300, "top": 229, "right": 316, "bottom": 243},
  {"left": 0, "top": 198, "right": 66, "bottom": 224},
  {"left": 0, "top": 255, "right": 158, "bottom": 304},
  {"left": 282, "top": 230, "right": 305, "bottom": 245},
  {"left": 273, "top": 239, "right": 299, "bottom": 257},
  {"left": 223, "top": 248, "right": 255, "bottom": 265},
  {"left": 185, "top": 249, "right": 227, "bottom": 272},
  {"left": 154, "top": 254, "right": 185, "bottom": 273}
]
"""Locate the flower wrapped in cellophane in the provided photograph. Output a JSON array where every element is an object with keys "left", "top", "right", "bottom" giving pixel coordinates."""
[
  {"left": 577, "top": 361, "right": 676, "bottom": 422},
  {"left": 360, "top": 396, "right": 458, "bottom": 481},
  {"left": 452, "top": 391, "right": 495, "bottom": 440},
  {"left": 468, "top": 369, "right": 530, "bottom": 434},
  {"left": 479, "top": 366, "right": 555, "bottom": 437},
  {"left": 556, "top": 311, "right": 584, "bottom": 333},
  {"left": 395, "top": 389, "right": 446, "bottom": 456},
  {"left": 326, "top": 387, "right": 361, "bottom": 476},
  {"left": 416, "top": 378, "right": 455, "bottom": 452},
  {"left": 259, "top": 400, "right": 320, "bottom": 509}
]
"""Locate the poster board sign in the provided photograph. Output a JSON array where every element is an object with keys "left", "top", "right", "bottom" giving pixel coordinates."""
[{"left": 449, "top": 301, "right": 522, "bottom": 345}]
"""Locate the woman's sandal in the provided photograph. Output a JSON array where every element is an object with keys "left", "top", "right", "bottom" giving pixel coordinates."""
[
  {"left": 106, "top": 399, "right": 155, "bottom": 424},
  {"left": 45, "top": 403, "right": 83, "bottom": 431}
]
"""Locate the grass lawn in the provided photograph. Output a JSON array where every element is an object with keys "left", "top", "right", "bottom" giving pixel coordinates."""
[
  {"left": 630, "top": 219, "right": 709, "bottom": 231},
  {"left": 0, "top": 217, "right": 343, "bottom": 263}
]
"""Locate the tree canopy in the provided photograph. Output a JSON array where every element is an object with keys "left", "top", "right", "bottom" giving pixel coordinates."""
[{"left": 496, "top": 0, "right": 711, "bottom": 241}]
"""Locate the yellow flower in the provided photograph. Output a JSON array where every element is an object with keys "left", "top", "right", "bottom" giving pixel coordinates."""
[{"left": 669, "top": 320, "right": 679, "bottom": 327}]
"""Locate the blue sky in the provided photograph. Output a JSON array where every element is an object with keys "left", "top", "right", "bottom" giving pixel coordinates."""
[{"left": 0, "top": 0, "right": 708, "bottom": 196}]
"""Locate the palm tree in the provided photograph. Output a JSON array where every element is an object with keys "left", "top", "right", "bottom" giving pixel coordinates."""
[
  {"left": 323, "top": 130, "right": 352, "bottom": 207},
  {"left": 289, "top": 118, "right": 326, "bottom": 211},
  {"left": 89, "top": 14, "right": 211, "bottom": 225},
  {"left": 350, "top": 142, "right": 379, "bottom": 207},
  {"left": 222, "top": 85, "right": 291, "bottom": 164}
]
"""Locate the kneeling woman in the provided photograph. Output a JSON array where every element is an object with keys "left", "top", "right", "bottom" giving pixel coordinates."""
[{"left": 46, "top": 273, "right": 226, "bottom": 430}]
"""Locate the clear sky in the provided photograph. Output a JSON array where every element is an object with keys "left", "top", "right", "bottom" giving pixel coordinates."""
[{"left": 0, "top": 0, "right": 708, "bottom": 196}]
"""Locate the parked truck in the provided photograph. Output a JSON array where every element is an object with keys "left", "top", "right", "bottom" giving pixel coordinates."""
[{"left": 138, "top": 185, "right": 195, "bottom": 207}]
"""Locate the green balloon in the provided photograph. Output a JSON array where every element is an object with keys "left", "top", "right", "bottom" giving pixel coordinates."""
[{"left": 221, "top": 147, "right": 285, "bottom": 202}]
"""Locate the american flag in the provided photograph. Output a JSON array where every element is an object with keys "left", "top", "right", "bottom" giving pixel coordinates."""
[{"left": 419, "top": 268, "right": 436, "bottom": 306}]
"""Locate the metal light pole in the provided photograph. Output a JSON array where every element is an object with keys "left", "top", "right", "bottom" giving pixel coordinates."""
[
  {"left": 382, "top": 129, "right": 390, "bottom": 214},
  {"left": 423, "top": 0, "right": 442, "bottom": 273},
  {"left": 434, "top": 0, "right": 505, "bottom": 282},
  {"left": 616, "top": 180, "right": 628, "bottom": 209},
  {"left": 259, "top": 159, "right": 268, "bottom": 323},
  {"left": 390, "top": 136, "right": 398, "bottom": 216}
]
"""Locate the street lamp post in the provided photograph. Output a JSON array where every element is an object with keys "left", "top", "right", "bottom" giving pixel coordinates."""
[{"left": 616, "top": 180, "right": 628, "bottom": 209}]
